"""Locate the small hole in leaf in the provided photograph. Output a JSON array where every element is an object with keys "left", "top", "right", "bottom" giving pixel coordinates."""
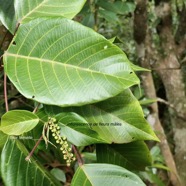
[
  {"left": 12, "top": 41, "right": 16, "bottom": 45},
  {"left": 130, "top": 71, "right": 133, "bottom": 74},
  {"left": 32, "top": 95, "right": 35, "bottom": 99}
]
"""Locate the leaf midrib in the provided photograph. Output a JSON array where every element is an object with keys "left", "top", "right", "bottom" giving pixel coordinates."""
[
  {"left": 88, "top": 104, "right": 157, "bottom": 141},
  {"left": 1, "top": 119, "right": 38, "bottom": 127},
  {"left": 5, "top": 52, "right": 138, "bottom": 83}
]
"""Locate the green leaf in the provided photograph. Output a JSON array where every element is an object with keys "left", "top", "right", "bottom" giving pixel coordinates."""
[
  {"left": 114, "top": 2, "right": 136, "bottom": 14},
  {"left": 0, "top": 110, "right": 39, "bottom": 135},
  {"left": 82, "top": 152, "right": 97, "bottom": 162},
  {"left": 44, "top": 89, "right": 159, "bottom": 143},
  {"left": 139, "top": 98, "right": 157, "bottom": 106},
  {"left": 97, "top": 1, "right": 136, "bottom": 15},
  {"left": 130, "top": 63, "right": 150, "bottom": 72},
  {"left": 0, "top": 0, "right": 86, "bottom": 33},
  {"left": 0, "top": 131, "right": 7, "bottom": 152},
  {"left": 71, "top": 89, "right": 158, "bottom": 143},
  {"left": 81, "top": 13, "right": 95, "bottom": 28},
  {"left": 50, "top": 168, "right": 66, "bottom": 183},
  {"left": 97, "top": 1, "right": 120, "bottom": 14},
  {"left": 1, "top": 139, "right": 61, "bottom": 186},
  {"left": 99, "top": 10, "right": 119, "bottom": 22},
  {"left": 96, "top": 141, "right": 152, "bottom": 171},
  {"left": 4, "top": 17, "right": 139, "bottom": 107},
  {"left": 56, "top": 112, "right": 106, "bottom": 146},
  {"left": 71, "top": 164, "right": 145, "bottom": 186}
]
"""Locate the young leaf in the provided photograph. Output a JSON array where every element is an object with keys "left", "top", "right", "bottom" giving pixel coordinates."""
[
  {"left": 96, "top": 141, "right": 152, "bottom": 171},
  {"left": 71, "top": 164, "right": 145, "bottom": 186},
  {"left": 0, "top": 0, "right": 86, "bottom": 33},
  {"left": 0, "top": 110, "right": 39, "bottom": 135},
  {"left": 4, "top": 17, "right": 139, "bottom": 107},
  {"left": 1, "top": 139, "right": 61, "bottom": 186}
]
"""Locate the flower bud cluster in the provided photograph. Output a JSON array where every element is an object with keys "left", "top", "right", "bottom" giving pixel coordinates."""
[{"left": 48, "top": 117, "right": 75, "bottom": 166}]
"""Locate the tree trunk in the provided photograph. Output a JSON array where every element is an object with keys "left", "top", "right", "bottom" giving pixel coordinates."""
[{"left": 134, "top": 0, "right": 186, "bottom": 185}]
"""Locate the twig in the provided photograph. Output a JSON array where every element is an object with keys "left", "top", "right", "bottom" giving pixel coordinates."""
[
  {"left": 157, "top": 98, "right": 186, "bottom": 121},
  {"left": 4, "top": 73, "right": 9, "bottom": 112},
  {"left": 25, "top": 135, "right": 43, "bottom": 162},
  {"left": 25, "top": 103, "right": 43, "bottom": 161},
  {"left": 32, "top": 103, "right": 40, "bottom": 113},
  {"left": 72, "top": 145, "right": 83, "bottom": 166},
  {"left": 157, "top": 97, "right": 174, "bottom": 108}
]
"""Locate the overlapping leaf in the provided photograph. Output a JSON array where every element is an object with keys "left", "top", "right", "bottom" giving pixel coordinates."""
[
  {"left": 1, "top": 139, "right": 61, "bottom": 186},
  {"left": 70, "top": 89, "right": 158, "bottom": 143},
  {"left": 56, "top": 112, "right": 106, "bottom": 146},
  {"left": 44, "top": 89, "right": 158, "bottom": 144},
  {"left": 4, "top": 17, "right": 139, "bottom": 107},
  {"left": 0, "top": 0, "right": 86, "bottom": 33},
  {"left": 0, "top": 110, "right": 39, "bottom": 135},
  {"left": 96, "top": 141, "right": 152, "bottom": 171},
  {"left": 0, "top": 132, "right": 7, "bottom": 152},
  {"left": 71, "top": 164, "right": 145, "bottom": 186}
]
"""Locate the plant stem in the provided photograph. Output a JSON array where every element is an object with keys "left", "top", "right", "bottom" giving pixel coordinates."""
[
  {"left": 72, "top": 145, "right": 83, "bottom": 166},
  {"left": 32, "top": 103, "right": 40, "bottom": 113},
  {"left": 4, "top": 73, "right": 9, "bottom": 112},
  {"left": 25, "top": 135, "right": 43, "bottom": 161}
]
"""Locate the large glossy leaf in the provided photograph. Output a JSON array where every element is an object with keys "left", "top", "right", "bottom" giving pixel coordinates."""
[
  {"left": 4, "top": 17, "right": 139, "bottom": 107},
  {"left": 44, "top": 89, "right": 158, "bottom": 144},
  {"left": 0, "top": 110, "right": 39, "bottom": 135},
  {"left": 1, "top": 139, "right": 61, "bottom": 186},
  {"left": 71, "top": 89, "right": 158, "bottom": 143},
  {"left": 71, "top": 164, "right": 145, "bottom": 186},
  {"left": 56, "top": 112, "right": 106, "bottom": 146},
  {"left": 96, "top": 141, "right": 152, "bottom": 171},
  {"left": 0, "top": 0, "right": 86, "bottom": 33}
]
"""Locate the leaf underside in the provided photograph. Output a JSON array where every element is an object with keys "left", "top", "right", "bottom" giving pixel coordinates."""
[
  {"left": 0, "top": 0, "right": 86, "bottom": 33},
  {"left": 4, "top": 17, "right": 139, "bottom": 107}
]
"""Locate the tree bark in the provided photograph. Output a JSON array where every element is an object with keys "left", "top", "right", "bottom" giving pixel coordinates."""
[
  {"left": 134, "top": 0, "right": 185, "bottom": 185},
  {"left": 153, "top": 3, "right": 186, "bottom": 184}
]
